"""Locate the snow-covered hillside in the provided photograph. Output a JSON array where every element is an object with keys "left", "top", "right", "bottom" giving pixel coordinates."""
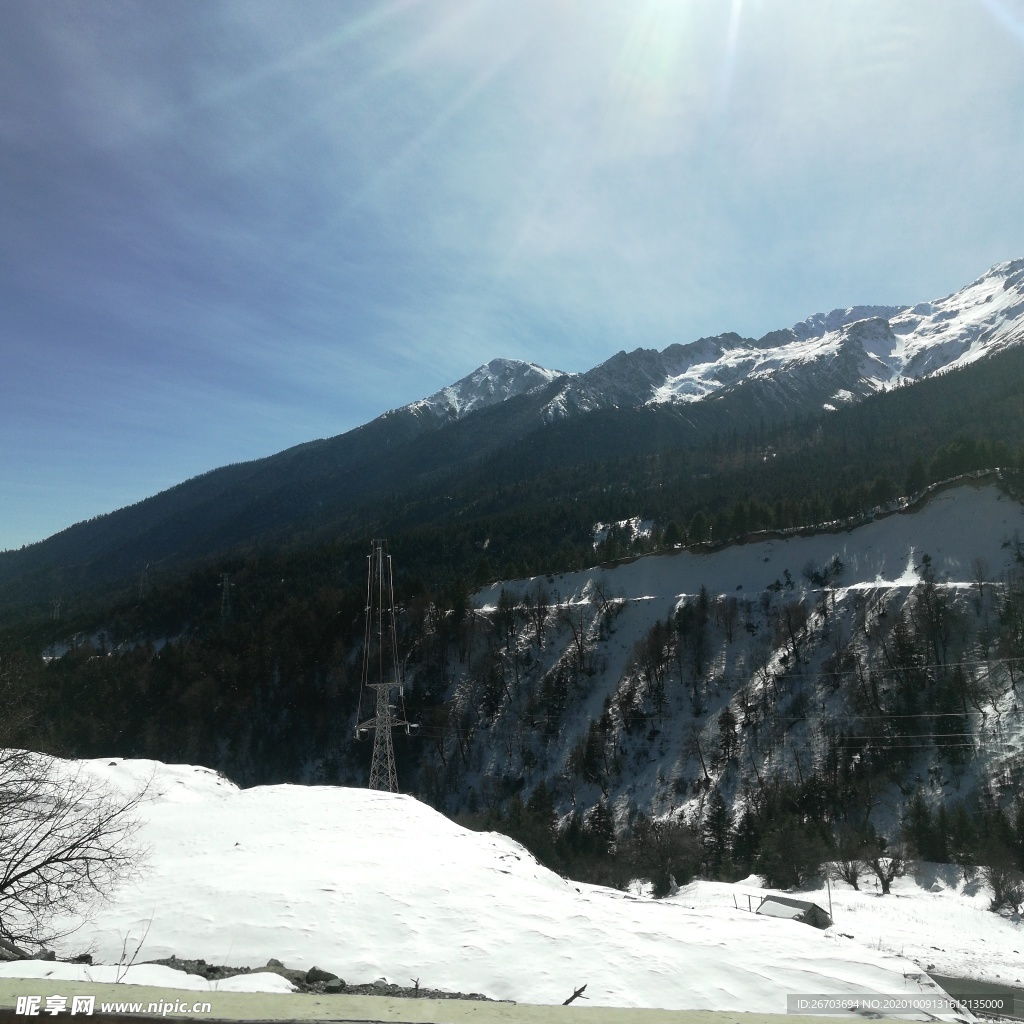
[
  {"left": 413, "top": 482, "right": 1024, "bottom": 831},
  {"left": 474, "top": 482, "right": 1024, "bottom": 616},
  {"left": 4, "top": 756, "right": 994, "bottom": 1014},
  {"left": 392, "top": 257, "right": 1024, "bottom": 426}
]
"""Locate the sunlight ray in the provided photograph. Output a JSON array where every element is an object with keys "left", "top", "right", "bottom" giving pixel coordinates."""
[
  {"left": 720, "top": 0, "right": 744, "bottom": 110},
  {"left": 128, "top": 0, "right": 424, "bottom": 141},
  {"left": 977, "top": 0, "right": 1024, "bottom": 43}
]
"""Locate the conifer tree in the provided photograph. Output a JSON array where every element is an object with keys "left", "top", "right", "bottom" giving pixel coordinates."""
[{"left": 701, "top": 788, "right": 733, "bottom": 877}]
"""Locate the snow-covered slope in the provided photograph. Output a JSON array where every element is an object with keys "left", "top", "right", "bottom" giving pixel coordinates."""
[
  {"left": 892, "top": 258, "right": 1024, "bottom": 377},
  {"left": 474, "top": 481, "right": 1024, "bottom": 616},
  {"left": 392, "top": 258, "right": 1024, "bottom": 426},
  {"left": 452, "top": 481, "right": 1024, "bottom": 842},
  {"left": 18, "top": 758, "right": 966, "bottom": 1012},
  {"left": 678, "top": 870, "right": 1024, "bottom": 993}
]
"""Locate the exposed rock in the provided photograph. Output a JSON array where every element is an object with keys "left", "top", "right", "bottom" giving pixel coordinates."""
[
  {"left": 145, "top": 956, "right": 252, "bottom": 982},
  {"left": 254, "top": 963, "right": 308, "bottom": 987},
  {"left": 305, "top": 966, "right": 339, "bottom": 985},
  {"left": 131, "top": 955, "right": 508, "bottom": 1001},
  {"left": 0, "top": 938, "right": 31, "bottom": 961}
]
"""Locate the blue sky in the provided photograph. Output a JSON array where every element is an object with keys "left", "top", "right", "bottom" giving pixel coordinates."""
[{"left": 2, "top": 0, "right": 1023, "bottom": 551}]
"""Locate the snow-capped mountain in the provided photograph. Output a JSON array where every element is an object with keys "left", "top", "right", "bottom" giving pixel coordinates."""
[
  {"left": 406, "top": 357, "right": 569, "bottom": 422},
  {"left": 3, "top": 257, "right": 1021, "bottom": 617},
  {"left": 399, "top": 257, "right": 1024, "bottom": 424}
]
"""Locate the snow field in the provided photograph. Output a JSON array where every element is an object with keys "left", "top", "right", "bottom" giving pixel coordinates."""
[
  {"left": 3, "top": 757, "right": 962, "bottom": 1013},
  {"left": 677, "top": 872, "right": 1022, "bottom": 992}
]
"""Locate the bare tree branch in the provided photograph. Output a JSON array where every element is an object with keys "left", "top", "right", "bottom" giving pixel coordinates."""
[
  {"left": 0, "top": 751, "right": 147, "bottom": 946},
  {"left": 563, "top": 984, "right": 588, "bottom": 1005}
]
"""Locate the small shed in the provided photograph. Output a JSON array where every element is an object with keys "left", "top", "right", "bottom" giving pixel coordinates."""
[{"left": 756, "top": 894, "right": 832, "bottom": 929}]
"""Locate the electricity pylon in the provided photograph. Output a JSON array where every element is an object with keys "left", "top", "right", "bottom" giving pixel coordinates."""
[
  {"left": 354, "top": 539, "right": 417, "bottom": 791},
  {"left": 219, "top": 573, "right": 232, "bottom": 623}
]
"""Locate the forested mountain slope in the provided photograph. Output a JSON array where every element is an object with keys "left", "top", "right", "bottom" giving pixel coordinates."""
[{"left": 2, "top": 258, "right": 1021, "bottom": 621}]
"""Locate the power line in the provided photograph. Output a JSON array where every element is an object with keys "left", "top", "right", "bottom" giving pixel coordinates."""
[
  {"left": 762, "top": 655, "right": 1024, "bottom": 680},
  {"left": 772, "top": 710, "right": 1017, "bottom": 723},
  {"left": 832, "top": 731, "right": 989, "bottom": 739}
]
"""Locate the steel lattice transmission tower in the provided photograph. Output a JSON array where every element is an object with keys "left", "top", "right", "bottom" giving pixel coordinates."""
[{"left": 354, "top": 539, "right": 417, "bottom": 791}]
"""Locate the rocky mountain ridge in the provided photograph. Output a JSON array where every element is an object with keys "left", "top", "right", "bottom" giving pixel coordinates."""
[{"left": 405, "top": 258, "right": 1023, "bottom": 424}]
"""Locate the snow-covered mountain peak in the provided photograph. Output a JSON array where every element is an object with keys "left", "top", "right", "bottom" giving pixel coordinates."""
[
  {"left": 408, "top": 357, "right": 570, "bottom": 422},
  {"left": 972, "top": 255, "right": 1024, "bottom": 288},
  {"left": 791, "top": 304, "right": 908, "bottom": 341}
]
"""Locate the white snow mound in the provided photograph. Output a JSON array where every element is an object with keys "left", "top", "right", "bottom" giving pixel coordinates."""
[{"left": 18, "top": 757, "right": 956, "bottom": 1011}]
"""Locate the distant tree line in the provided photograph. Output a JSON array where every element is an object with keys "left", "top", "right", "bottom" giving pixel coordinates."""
[{"left": 460, "top": 776, "right": 1024, "bottom": 912}]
